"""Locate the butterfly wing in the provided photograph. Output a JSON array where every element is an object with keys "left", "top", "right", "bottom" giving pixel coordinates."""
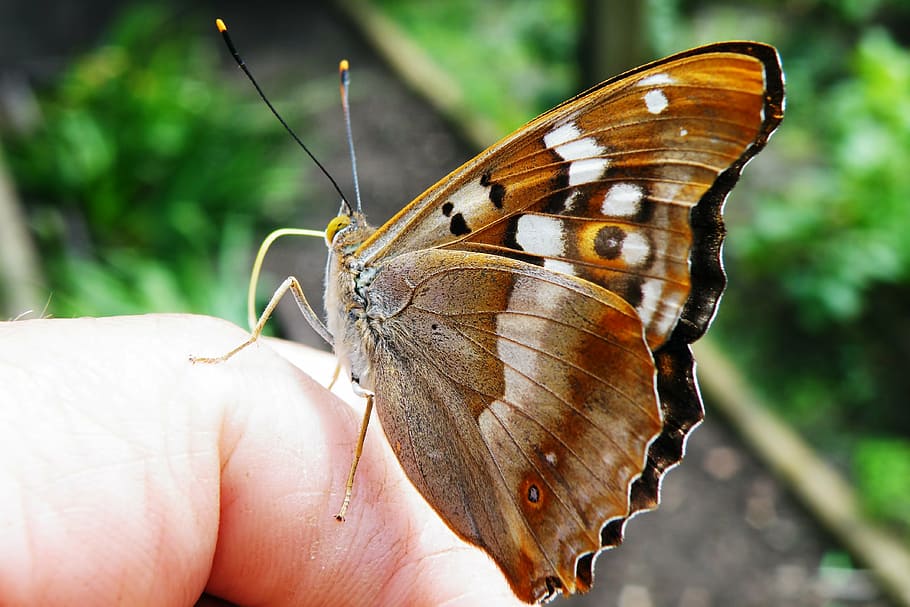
[
  {"left": 347, "top": 42, "right": 784, "bottom": 602},
  {"left": 362, "top": 248, "right": 663, "bottom": 602},
  {"left": 357, "top": 41, "right": 784, "bottom": 350}
]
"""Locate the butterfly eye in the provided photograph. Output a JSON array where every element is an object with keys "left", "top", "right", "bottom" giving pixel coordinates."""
[{"left": 325, "top": 214, "right": 352, "bottom": 245}]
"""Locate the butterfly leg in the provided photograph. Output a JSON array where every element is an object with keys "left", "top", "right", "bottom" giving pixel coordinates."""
[
  {"left": 190, "top": 276, "right": 332, "bottom": 364},
  {"left": 326, "top": 361, "right": 342, "bottom": 391},
  {"left": 335, "top": 388, "right": 374, "bottom": 521}
]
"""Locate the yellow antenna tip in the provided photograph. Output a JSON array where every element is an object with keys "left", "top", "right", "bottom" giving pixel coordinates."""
[
  {"left": 339, "top": 59, "right": 350, "bottom": 73},
  {"left": 215, "top": 18, "right": 227, "bottom": 33}
]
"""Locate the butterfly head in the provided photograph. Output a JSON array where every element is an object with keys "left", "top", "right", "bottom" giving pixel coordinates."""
[{"left": 324, "top": 211, "right": 374, "bottom": 255}]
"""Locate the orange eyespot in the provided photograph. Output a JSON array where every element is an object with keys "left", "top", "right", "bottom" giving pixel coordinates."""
[{"left": 325, "top": 214, "right": 352, "bottom": 245}]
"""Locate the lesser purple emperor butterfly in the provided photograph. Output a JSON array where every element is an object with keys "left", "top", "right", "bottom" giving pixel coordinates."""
[{"left": 202, "top": 32, "right": 785, "bottom": 604}]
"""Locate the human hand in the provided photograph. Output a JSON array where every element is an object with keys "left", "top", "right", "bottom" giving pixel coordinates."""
[{"left": 0, "top": 314, "right": 522, "bottom": 606}]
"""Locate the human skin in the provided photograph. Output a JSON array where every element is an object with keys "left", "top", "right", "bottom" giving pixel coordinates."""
[{"left": 0, "top": 314, "right": 522, "bottom": 606}]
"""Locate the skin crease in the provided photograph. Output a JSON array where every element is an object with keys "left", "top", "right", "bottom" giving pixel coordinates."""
[{"left": 0, "top": 314, "right": 523, "bottom": 607}]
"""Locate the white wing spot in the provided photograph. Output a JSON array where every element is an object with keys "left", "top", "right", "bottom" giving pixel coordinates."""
[
  {"left": 516, "top": 215, "right": 576, "bottom": 276},
  {"left": 644, "top": 89, "right": 669, "bottom": 114},
  {"left": 601, "top": 183, "right": 643, "bottom": 216},
  {"left": 637, "top": 73, "right": 674, "bottom": 87},
  {"left": 653, "top": 289, "right": 686, "bottom": 337},
  {"left": 544, "top": 121, "right": 609, "bottom": 186},
  {"left": 544, "top": 259, "right": 576, "bottom": 276},
  {"left": 548, "top": 136, "right": 599, "bottom": 162},
  {"left": 568, "top": 157, "right": 609, "bottom": 187},
  {"left": 545, "top": 451, "right": 558, "bottom": 466},
  {"left": 679, "top": 127, "right": 688, "bottom": 137},
  {"left": 637, "top": 278, "right": 664, "bottom": 326},
  {"left": 543, "top": 121, "right": 581, "bottom": 148},
  {"left": 621, "top": 232, "right": 650, "bottom": 266},
  {"left": 515, "top": 214, "right": 566, "bottom": 258},
  {"left": 445, "top": 179, "right": 492, "bottom": 220}
]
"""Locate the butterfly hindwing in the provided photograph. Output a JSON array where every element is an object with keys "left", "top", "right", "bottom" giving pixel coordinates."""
[{"left": 363, "top": 248, "right": 663, "bottom": 602}]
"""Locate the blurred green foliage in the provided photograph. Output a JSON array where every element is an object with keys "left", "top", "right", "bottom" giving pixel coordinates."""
[
  {"left": 3, "top": 5, "right": 305, "bottom": 322},
  {"left": 736, "top": 29, "right": 910, "bottom": 327},
  {"left": 380, "top": 0, "right": 579, "bottom": 133},
  {"left": 713, "top": 9, "right": 910, "bottom": 531},
  {"left": 854, "top": 438, "right": 910, "bottom": 528}
]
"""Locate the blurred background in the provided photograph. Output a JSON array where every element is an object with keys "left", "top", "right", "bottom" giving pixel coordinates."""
[{"left": 1, "top": 1, "right": 908, "bottom": 606}]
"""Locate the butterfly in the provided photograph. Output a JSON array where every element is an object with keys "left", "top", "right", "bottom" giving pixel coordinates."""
[{"left": 203, "top": 33, "right": 784, "bottom": 605}]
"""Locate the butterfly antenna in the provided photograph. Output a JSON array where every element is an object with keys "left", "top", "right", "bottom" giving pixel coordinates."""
[
  {"left": 215, "top": 19, "right": 351, "bottom": 213},
  {"left": 338, "top": 60, "right": 363, "bottom": 214}
]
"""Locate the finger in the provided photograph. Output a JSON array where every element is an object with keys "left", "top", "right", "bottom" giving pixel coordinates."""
[
  {"left": 1, "top": 315, "right": 223, "bottom": 605},
  {"left": 0, "top": 315, "right": 521, "bottom": 606}
]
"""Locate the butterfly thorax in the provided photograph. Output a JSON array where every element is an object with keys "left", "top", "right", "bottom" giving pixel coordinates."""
[{"left": 324, "top": 211, "right": 380, "bottom": 391}]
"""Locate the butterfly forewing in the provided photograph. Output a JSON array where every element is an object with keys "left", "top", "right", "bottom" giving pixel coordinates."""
[
  {"left": 330, "top": 42, "right": 784, "bottom": 604},
  {"left": 357, "top": 43, "right": 782, "bottom": 350}
]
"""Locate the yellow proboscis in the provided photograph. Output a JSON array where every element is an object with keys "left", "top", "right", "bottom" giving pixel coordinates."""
[
  {"left": 324, "top": 214, "right": 352, "bottom": 247},
  {"left": 246, "top": 227, "right": 325, "bottom": 330}
]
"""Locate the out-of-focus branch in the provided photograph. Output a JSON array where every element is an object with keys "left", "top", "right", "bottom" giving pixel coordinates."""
[{"left": 0, "top": 140, "right": 46, "bottom": 318}]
